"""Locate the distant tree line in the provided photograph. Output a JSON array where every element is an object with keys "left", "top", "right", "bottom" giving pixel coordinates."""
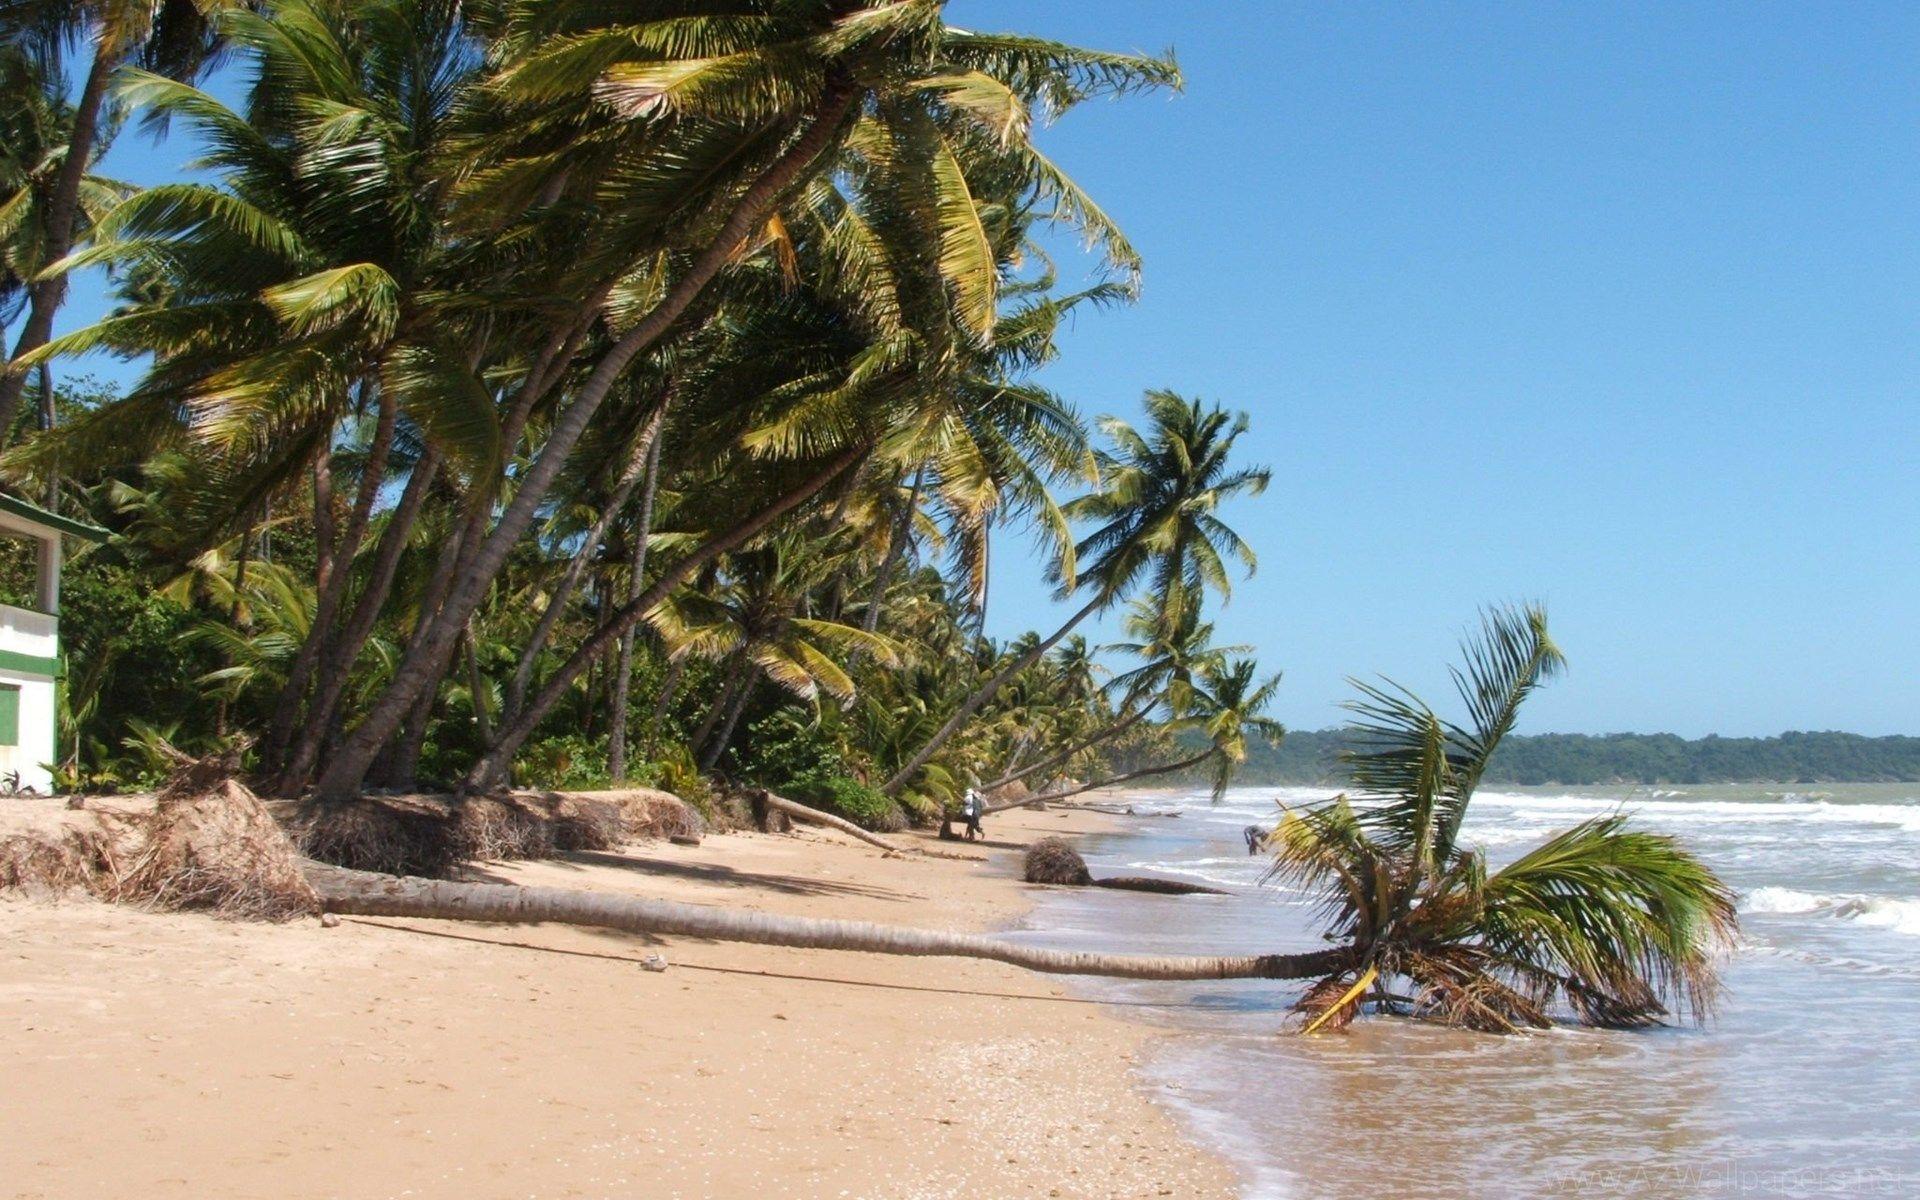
[{"left": 1210, "top": 728, "right": 1920, "bottom": 786}]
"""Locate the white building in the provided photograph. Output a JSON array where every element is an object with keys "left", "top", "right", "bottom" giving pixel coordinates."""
[{"left": 0, "top": 492, "right": 105, "bottom": 793}]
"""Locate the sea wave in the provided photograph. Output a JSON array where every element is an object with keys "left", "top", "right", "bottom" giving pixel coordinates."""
[
  {"left": 1470, "top": 792, "right": 1920, "bottom": 834},
  {"left": 1741, "top": 886, "right": 1920, "bottom": 936}
]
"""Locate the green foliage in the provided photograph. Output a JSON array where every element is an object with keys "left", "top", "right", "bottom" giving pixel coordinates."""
[
  {"left": 734, "top": 711, "right": 850, "bottom": 789},
  {"left": 788, "top": 774, "right": 904, "bottom": 833},
  {"left": 731, "top": 711, "right": 904, "bottom": 830},
  {"left": 1264, "top": 606, "right": 1738, "bottom": 1034},
  {"left": 57, "top": 556, "right": 225, "bottom": 781},
  {"left": 511, "top": 734, "right": 612, "bottom": 791}
]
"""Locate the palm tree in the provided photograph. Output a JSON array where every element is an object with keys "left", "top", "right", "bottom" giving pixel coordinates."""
[
  {"left": 0, "top": 49, "right": 127, "bottom": 353},
  {"left": 1265, "top": 605, "right": 1737, "bottom": 1033},
  {"left": 0, "top": 0, "right": 229, "bottom": 436},
  {"left": 309, "top": 2, "right": 1180, "bottom": 804},
  {"left": 645, "top": 534, "right": 897, "bottom": 773},
  {"left": 885, "top": 390, "right": 1269, "bottom": 795},
  {"left": 984, "top": 596, "right": 1237, "bottom": 793},
  {"left": 986, "top": 652, "right": 1281, "bottom": 812},
  {"left": 306, "top": 604, "right": 1733, "bottom": 1032}
]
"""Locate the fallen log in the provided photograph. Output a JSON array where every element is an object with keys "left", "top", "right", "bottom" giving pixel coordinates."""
[{"left": 306, "top": 862, "right": 1347, "bottom": 982}]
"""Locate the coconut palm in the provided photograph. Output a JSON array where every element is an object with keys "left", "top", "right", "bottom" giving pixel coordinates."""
[
  {"left": 886, "top": 390, "right": 1269, "bottom": 794},
  {"left": 1264, "top": 605, "right": 1738, "bottom": 1033},
  {"left": 308, "top": 1, "right": 1180, "bottom": 805},
  {"left": 0, "top": 50, "right": 127, "bottom": 338},
  {"left": 981, "top": 596, "right": 1232, "bottom": 793},
  {"left": 0, "top": 0, "right": 232, "bottom": 435},
  {"left": 986, "top": 652, "right": 1281, "bottom": 812},
  {"left": 647, "top": 534, "right": 898, "bottom": 772}
]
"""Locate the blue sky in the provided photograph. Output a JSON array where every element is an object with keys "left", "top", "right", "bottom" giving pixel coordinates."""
[
  {"left": 950, "top": 0, "right": 1920, "bottom": 737},
  {"left": 28, "top": 2, "right": 1920, "bottom": 737}
]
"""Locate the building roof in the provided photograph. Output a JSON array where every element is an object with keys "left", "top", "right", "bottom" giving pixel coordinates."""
[{"left": 0, "top": 491, "right": 108, "bottom": 543}]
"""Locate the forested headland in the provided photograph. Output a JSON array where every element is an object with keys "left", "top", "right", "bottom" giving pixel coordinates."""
[{"left": 1217, "top": 728, "right": 1920, "bottom": 786}]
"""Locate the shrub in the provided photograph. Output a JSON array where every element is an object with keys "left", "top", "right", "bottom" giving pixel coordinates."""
[
  {"left": 511, "top": 734, "right": 611, "bottom": 791},
  {"left": 788, "top": 774, "right": 906, "bottom": 833}
]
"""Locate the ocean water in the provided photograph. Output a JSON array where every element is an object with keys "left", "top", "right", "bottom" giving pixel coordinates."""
[{"left": 1006, "top": 784, "right": 1920, "bottom": 1198}]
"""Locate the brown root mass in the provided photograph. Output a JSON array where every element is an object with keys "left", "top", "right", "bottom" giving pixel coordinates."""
[
  {"left": 1022, "top": 837, "right": 1094, "bottom": 886},
  {"left": 119, "top": 779, "right": 319, "bottom": 919},
  {"left": 6, "top": 772, "right": 707, "bottom": 909},
  {"left": 0, "top": 826, "right": 110, "bottom": 898},
  {"left": 290, "top": 787, "right": 705, "bottom": 878},
  {"left": 0, "top": 757, "right": 317, "bottom": 919}
]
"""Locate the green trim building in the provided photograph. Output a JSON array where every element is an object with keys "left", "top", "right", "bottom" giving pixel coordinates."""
[{"left": 0, "top": 491, "right": 105, "bottom": 792}]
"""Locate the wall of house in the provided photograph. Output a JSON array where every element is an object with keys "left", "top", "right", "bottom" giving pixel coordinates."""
[{"left": 0, "top": 666, "right": 56, "bottom": 793}]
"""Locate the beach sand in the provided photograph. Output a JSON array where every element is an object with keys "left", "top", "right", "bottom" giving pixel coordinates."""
[{"left": 1, "top": 803, "right": 1235, "bottom": 1200}]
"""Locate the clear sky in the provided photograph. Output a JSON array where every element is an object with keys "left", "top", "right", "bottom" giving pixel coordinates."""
[
  {"left": 950, "top": 0, "right": 1920, "bottom": 738},
  {"left": 28, "top": 2, "right": 1920, "bottom": 738}
]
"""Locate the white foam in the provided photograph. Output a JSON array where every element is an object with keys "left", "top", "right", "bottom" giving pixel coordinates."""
[
  {"left": 1740, "top": 886, "right": 1920, "bottom": 936},
  {"left": 1468, "top": 791, "right": 1920, "bottom": 834}
]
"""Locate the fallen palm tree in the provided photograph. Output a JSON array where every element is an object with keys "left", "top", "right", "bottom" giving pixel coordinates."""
[
  {"left": 304, "top": 862, "right": 1345, "bottom": 981},
  {"left": 1022, "top": 836, "right": 1227, "bottom": 896}
]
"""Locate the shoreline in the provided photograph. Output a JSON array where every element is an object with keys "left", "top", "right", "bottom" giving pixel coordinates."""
[{"left": 1, "top": 799, "right": 1238, "bottom": 1199}]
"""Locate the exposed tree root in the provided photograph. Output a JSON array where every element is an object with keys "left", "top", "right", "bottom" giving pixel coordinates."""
[
  {"left": 1022, "top": 836, "right": 1227, "bottom": 895},
  {"left": 288, "top": 787, "right": 705, "bottom": 877},
  {"left": 0, "top": 758, "right": 316, "bottom": 919}
]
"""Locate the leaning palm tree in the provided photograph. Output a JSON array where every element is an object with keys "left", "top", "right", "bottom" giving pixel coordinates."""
[
  {"left": 885, "top": 390, "right": 1269, "bottom": 794},
  {"left": 1266, "top": 604, "right": 1738, "bottom": 1033},
  {"left": 309, "top": 1, "right": 1181, "bottom": 806},
  {"left": 983, "top": 595, "right": 1239, "bottom": 793},
  {"left": 0, "top": 0, "right": 231, "bottom": 436},
  {"left": 985, "top": 652, "right": 1280, "bottom": 812},
  {"left": 648, "top": 534, "right": 899, "bottom": 772}
]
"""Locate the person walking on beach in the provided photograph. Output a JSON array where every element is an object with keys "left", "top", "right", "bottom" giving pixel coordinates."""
[{"left": 960, "top": 787, "right": 986, "bottom": 841}]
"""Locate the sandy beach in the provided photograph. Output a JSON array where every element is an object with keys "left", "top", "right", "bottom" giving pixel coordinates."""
[{"left": 1, "top": 803, "right": 1235, "bottom": 1200}]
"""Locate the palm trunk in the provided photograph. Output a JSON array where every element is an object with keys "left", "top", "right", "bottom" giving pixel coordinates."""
[
  {"left": 460, "top": 441, "right": 868, "bottom": 792},
  {"left": 608, "top": 422, "right": 665, "bottom": 783},
  {"left": 862, "top": 466, "right": 924, "bottom": 634},
  {"left": 268, "top": 390, "right": 397, "bottom": 769},
  {"left": 883, "top": 592, "right": 1109, "bottom": 795},
  {"left": 273, "top": 450, "right": 442, "bottom": 792},
  {"left": 503, "top": 416, "right": 660, "bottom": 724},
  {"left": 750, "top": 789, "right": 908, "bottom": 853},
  {"left": 687, "top": 656, "right": 747, "bottom": 758},
  {"left": 315, "top": 79, "right": 861, "bottom": 807},
  {"left": 306, "top": 864, "right": 1353, "bottom": 982},
  {"left": 312, "top": 443, "right": 336, "bottom": 595},
  {"left": 464, "top": 625, "right": 493, "bottom": 745},
  {"left": 0, "top": 48, "right": 116, "bottom": 438},
  {"left": 698, "top": 666, "right": 756, "bottom": 772},
  {"left": 984, "top": 706, "right": 1151, "bottom": 793},
  {"left": 985, "top": 750, "right": 1214, "bottom": 814},
  {"left": 36, "top": 362, "right": 56, "bottom": 507},
  {"left": 370, "top": 677, "right": 438, "bottom": 792},
  {"left": 645, "top": 658, "right": 687, "bottom": 757},
  {"left": 214, "top": 523, "right": 255, "bottom": 739}
]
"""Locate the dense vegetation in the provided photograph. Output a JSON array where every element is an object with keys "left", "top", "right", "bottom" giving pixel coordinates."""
[
  {"left": 2, "top": 0, "right": 1283, "bottom": 829},
  {"left": 1224, "top": 727, "right": 1920, "bottom": 786}
]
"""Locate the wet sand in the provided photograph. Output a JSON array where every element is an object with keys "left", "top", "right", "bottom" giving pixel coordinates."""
[{"left": 1, "top": 803, "right": 1235, "bottom": 1200}]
